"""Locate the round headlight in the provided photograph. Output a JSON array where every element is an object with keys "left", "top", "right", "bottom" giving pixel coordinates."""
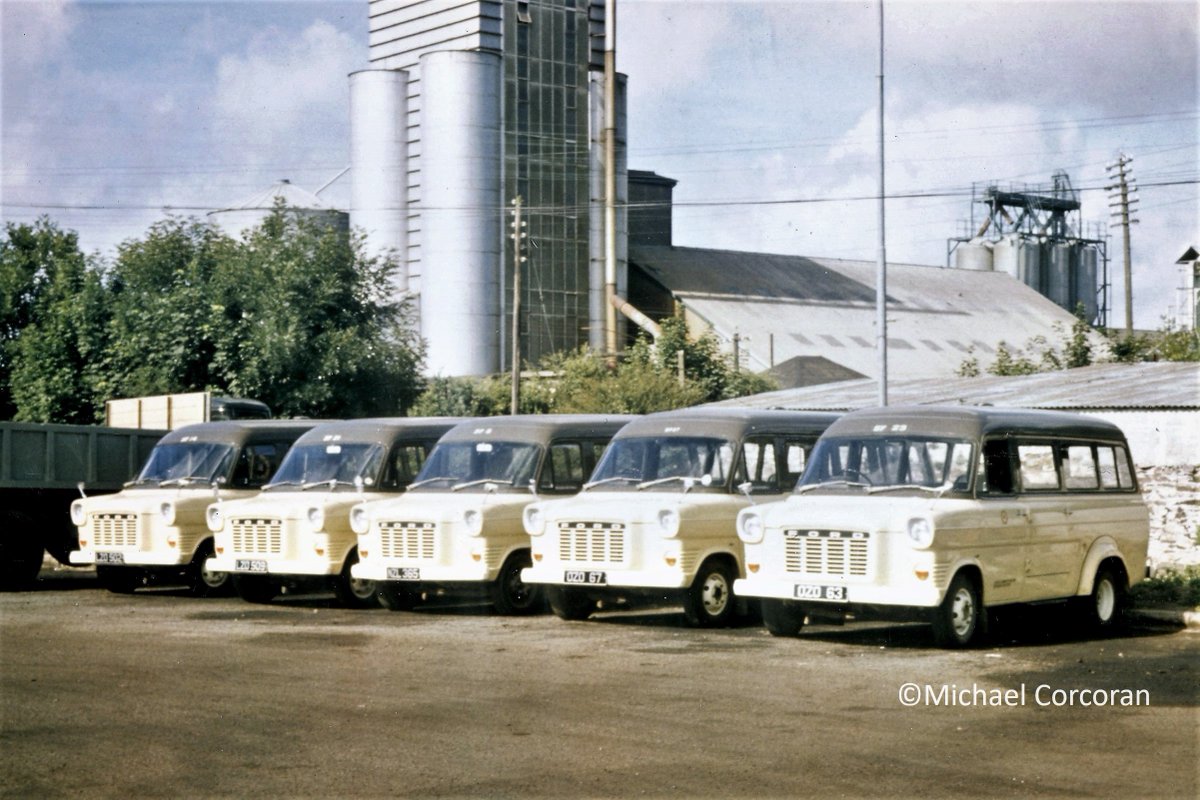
[
  {"left": 738, "top": 509, "right": 764, "bottom": 544},
  {"left": 206, "top": 505, "right": 223, "bottom": 532},
  {"left": 656, "top": 508, "right": 681, "bottom": 538},
  {"left": 523, "top": 505, "right": 545, "bottom": 536},
  {"left": 350, "top": 505, "right": 369, "bottom": 535},
  {"left": 463, "top": 508, "right": 484, "bottom": 536},
  {"left": 907, "top": 517, "right": 935, "bottom": 549},
  {"left": 159, "top": 502, "right": 176, "bottom": 525},
  {"left": 70, "top": 500, "right": 86, "bottom": 527},
  {"left": 306, "top": 506, "right": 325, "bottom": 530}
]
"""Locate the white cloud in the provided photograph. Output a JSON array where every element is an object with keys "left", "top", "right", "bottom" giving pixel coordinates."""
[
  {"left": 2, "top": 0, "right": 75, "bottom": 68},
  {"left": 213, "top": 20, "right": 360, "bottom": 147}
]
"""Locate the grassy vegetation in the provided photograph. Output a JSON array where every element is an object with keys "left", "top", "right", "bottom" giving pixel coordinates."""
[{"left": 1131, "top": 565, "right": 1200, "bottom": 609}]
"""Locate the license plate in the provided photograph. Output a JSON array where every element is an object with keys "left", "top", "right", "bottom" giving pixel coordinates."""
[
  {"left": 794, "top": 584, "right": 846, "bottom": 602},
  {"left": 235, "top": 559, "right": 268, "bottom": 573},
  {"left": 564, "top": 570, "right": 606, "bottom": 585},
  {"left": 95, "top": 551, "right": 125, "bottom": 565},
  {"left": 387, "top": 567, "right": 420, "bottom": 581}
]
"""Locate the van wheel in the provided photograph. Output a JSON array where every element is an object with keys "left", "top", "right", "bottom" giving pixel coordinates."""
[
  {"left": 377, "top": 583, "right": 420, "bottom": 611},
  {"left": 1085, "top": 564, "right": 1126, "bottom": 629},
  {"left": 332, "top": 555, "right": 380, "bottom": 609},
  {"left": 234, "top": 575, "right": 278, "bottom": 604},
  {"left": 490, "top": 551, "right": 543, "bottom": 615},
  {"left": 187, "top": 542, "right": 231, "bottom": 597},
  {"left": 682, "top": 559, "right": 737, "bottom": 628},
  {"left": 547, "top": 587, "right": 593, "bottom": 621},
  {"left": 96, "top": 566, "right": 141, "bottom": 594},
  {"left": 931, "top": 572, "right": 982, "bottom": 648},
  {"left": 762, "top": 599, "right": 806, "bottom": 637}
]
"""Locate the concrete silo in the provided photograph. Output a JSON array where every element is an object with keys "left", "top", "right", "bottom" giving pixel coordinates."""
[
  {"left": 992, "top": 234, "right": 1041, "bottom": 289},
  {"left": 419, "top": 50, "right": 502, "bottom": 377},
  {"left": 349, "top": 69, "right": 409, "bottom": 293},
  {"left": 208, "top": 180, "right": 348, "bottom": 239},
  {"left": 953, "top": 239, "right": 994, "bottom": 271}
]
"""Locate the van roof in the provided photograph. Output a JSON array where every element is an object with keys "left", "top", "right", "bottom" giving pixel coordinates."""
[
  {"left": 160, "top": 420, "right": 327, "bottom": 446},
  {"left": 293, "top": 418, "right": 464, "bottom": 445},
  {"left": 437, "top": 414, "right": 637, "bottom": 446},
  {"left": 615, "top": 407, "right": 840, "bottom": 442},
  {"left": 823, "top": 405, "right": 1128, "bottom": 442}
]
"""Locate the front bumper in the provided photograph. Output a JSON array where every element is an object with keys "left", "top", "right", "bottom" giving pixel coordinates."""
[{"left": 734, "top": 574, "right": 942, "bottom": 608}]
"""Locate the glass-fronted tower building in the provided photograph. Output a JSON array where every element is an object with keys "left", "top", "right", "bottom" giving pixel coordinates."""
[{"left": 351, "top": 0, "right": 627, "bottom": 376}]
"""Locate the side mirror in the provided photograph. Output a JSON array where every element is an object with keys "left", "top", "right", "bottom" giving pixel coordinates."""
[
  {"left": 354, "top": 475, "right": 365, "bottom": 495},
  {"left": 77, "top": 481, "right": 87, "bottom": 499},
  {"left": 737, "top": 481, "right": 756, "bottom": 504}
]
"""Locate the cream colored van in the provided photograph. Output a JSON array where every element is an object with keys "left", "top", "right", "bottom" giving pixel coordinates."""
[
  {"left": 205, "top": 419, "right": 457, "bottom": 607},
  {"left": 734, "top": 406, "right": 1150, "bottom": 647},
  {"left": 521, "top": 409, "right": 838, "bottom": 627},
  {"left": 70, "top": 421, "right": 317, "bottom": 594},
  {"left": 350, "top": 415, "right": 633, "bottom": 614}
]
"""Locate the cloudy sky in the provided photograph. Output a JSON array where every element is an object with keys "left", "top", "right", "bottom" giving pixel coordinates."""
[{"left": 2, "top": 0, "right": 1196, "bottom": 328}]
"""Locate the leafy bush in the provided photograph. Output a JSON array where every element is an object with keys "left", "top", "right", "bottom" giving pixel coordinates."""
[{"left": 1130, "top": 565, "right": 1200, "bottom": 609}]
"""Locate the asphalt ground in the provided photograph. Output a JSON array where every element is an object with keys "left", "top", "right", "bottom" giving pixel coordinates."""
[{"left": 2, "top": 566, "right": 1197, "bottom": 799}]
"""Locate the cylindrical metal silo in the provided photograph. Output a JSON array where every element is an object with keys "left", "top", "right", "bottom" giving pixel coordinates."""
[
  {"left": 349, "top": 69, "right": 409, "bottom": 292},
  {"left": 1046, "top": 241, "right": 1073, "bottom": 309},
  {"left": 992, "top": 234, "right": 1040, "bottom": 287},
  {"left": 1075, "top": 244, "right": 1099, "bottom": 321},
  {"left": 954, "top": 239, "right": 994, "bottom": 271},
  {"left": 419, "top": 50, "right": 502, "bottom": 376}
]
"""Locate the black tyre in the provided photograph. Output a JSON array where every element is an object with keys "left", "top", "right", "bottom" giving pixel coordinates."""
[
  {"left": 0, "top": 525, "right": 44, "bottom": 591},
  {"left": 761, "top": 599, "right": 806, "bottom": 637},
  {"left": 682, "top": 558, "right": 737, "bottom": 628},
  {"left": 490, "top": 551, "right": 543, "bottom": 615},
  {"left": 547, "top": 586, "right": 594, "bottom": 621},
  {"left": 332, "top": 552, "right": 380, "bottom": 609},
  {"left": 931, "top": 572, "right": 982, "bottom": 648},
  {"left": 96, "top": 565, "right": 141, "bottom": 594},
  {"left": 377, "top": 582, "right": 420, "bottom": 611},
  {"left": 187, "top": 541, "right": 232, "bottom": 597},
  {"left": 1084, "top": 564, "right": 1126, "bottom": 630},
  {"left": 233, "top": 574, "right": 279, "bottom": 604}
]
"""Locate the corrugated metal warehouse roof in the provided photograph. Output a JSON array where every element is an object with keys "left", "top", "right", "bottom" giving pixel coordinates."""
[
  {"left": 630, "top": 245, "right": 1097, "bottom": 382},
  {"left": 709, "top": 362, "right": 1200, "bottom": 411}
]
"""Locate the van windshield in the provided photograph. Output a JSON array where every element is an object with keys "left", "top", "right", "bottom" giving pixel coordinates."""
[
  {"left": 586, "top": 436, "right": 736, "bottom": 492},
  {"left": 131, "top": 442, "right": 235, "bottom": 487},
  {"left": 408, "top": 441, "right": 541, "bottom": 492},
  {"left": 264, "top": 443, "right": 385, "bottom": 491},
  {"left": 798, "top": 436, "right": 974, "bottom": 494}
]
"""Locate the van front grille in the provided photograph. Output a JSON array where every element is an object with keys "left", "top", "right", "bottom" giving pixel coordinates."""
[
  {"left": 784, "top": 530, "right": 870, "bottom": 578},
  {"left": 557, "top": 521, "right": 626, "bottom": 565},
  {"left": 230, "top": 519, "right": 283, "bottom": 555},
  {"left": 380, "top": 521, "right": 436, "bottom": 560},
  {"left": 92, "top": 514, "right": 138, "bottom": 548}
]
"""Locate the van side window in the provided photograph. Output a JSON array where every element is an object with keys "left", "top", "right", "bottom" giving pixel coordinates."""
[
  {"left": 1063, "top": 445, "right": 1099, "bottom": 490},
  {"left": 742, "top": 438, "right": 778, "bottom": 491},
  {"left": 1096, "top": 445, "right": 1136, "bottom": 490},
  {"left": 978, "top": 439, "right": 1014, "bottom": 495},
  {"left": 1018, "top": 444, "right": 1059, "bottom": 491},
  {"left": 382, "top": 443, "right": 428, "bottom": 489},
  {"left": 540, "top": 441, "right": 584, "bottom": 493},
  {"left": 784, "top": 440, "right": 808, "bottom": 483}
]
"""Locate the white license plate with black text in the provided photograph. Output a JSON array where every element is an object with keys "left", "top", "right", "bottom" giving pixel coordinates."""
[
  {"left": 564, "top": 570, "right": 606, "bottom": 585},
  {"left": 793, "top": 584, "right": 846, "bottom": 602}
]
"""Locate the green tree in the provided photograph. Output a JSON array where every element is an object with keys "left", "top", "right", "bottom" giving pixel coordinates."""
[
  {"left": 1, "top": 219, "right": 97, "bottom": 419},
  {"left": 99, "top": 217, "right": 233, "bottom": 401},
  {"left": 207, "top": 208, "right": 424, "bottom": 418},
  {"left": 1, "top": 219, "right": 110, "bottom": 422}
]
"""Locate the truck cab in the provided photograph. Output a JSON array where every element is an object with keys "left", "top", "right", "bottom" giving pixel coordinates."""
[
  {"left": 205, "top": 418, "right": 459, "bottom": 607},
  {"left": 520, "top": 408, "right": 839, "bottom": 627},
  {"left": 350, "top": 415, "right": 634, "bottom": 614},
  {"left": 70, "top": 421, "right": 317, "bottom": 595}
]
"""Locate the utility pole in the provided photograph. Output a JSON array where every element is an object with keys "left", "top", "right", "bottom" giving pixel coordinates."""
[
  {"left": 1106, "top": 154, "right": 1138, "bottom": 336},
  {"left": 510, "top": 196, "right": 527, "bottom": 414},
  {"left": 603, "top": 0, "right": 618, "bottom": 363},
  {"left": 875, "top": 0, "right": 888, "bottom": 406}
]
